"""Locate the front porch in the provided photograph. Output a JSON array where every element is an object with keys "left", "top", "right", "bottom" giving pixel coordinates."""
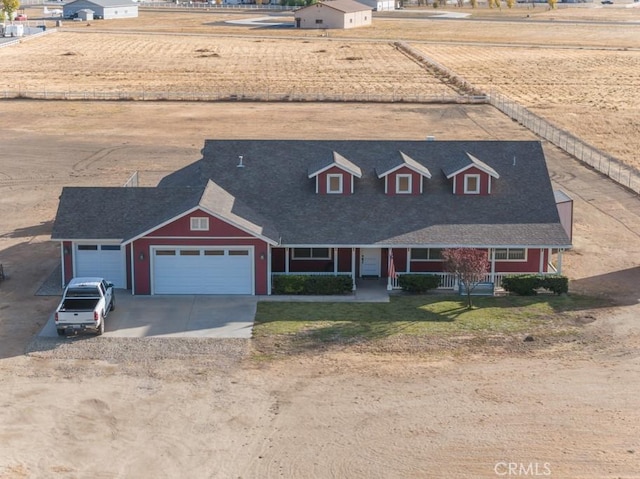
[{"left": 270, "top": 246, "right": 564, "bottom": 294}]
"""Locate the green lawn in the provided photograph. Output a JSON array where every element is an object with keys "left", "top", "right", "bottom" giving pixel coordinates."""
[{"left": 253, "top": 294, "right": 606, "bottom": 344}]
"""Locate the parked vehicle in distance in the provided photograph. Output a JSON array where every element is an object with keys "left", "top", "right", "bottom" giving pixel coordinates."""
[
  {"left": 54, "top": 277, "right": 115, "bottom": 336},
  {"left": 601, "top": 1, "right": 613, "bottom": 4},
  {"left": 15, "top": 14, "right": 28, "bottom": 21}
]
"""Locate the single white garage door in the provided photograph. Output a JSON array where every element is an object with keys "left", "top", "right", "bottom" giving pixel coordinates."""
[
  {"left": 153, "top": 247, "right": 253, "bottom": 295},
  {"left": 75, "top": 244, "right": 126, "bottom": 288}
]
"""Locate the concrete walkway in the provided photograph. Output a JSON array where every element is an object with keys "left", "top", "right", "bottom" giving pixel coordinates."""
[{"left": 39, "top": 279, "right": 391, "bottom": 339}]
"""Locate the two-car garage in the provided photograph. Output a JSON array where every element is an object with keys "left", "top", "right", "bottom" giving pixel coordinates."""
[{"left": 151, "top": 247, "right": 254, "bottom": 295}]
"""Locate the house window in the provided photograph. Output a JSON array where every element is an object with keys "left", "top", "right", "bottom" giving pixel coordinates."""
[
  {"left": 101, "top": 245, "right": 121, "bottom": 251},
  {"left": 292, "top": 248, "right": 331, "bottom": 260},
  {"left": 396, "top": 174, "right": 412, "bottom": 194},
  {"left": 190, "top": 217, "right": 209, "bottom": 231},
  {"left": 411, "top": 248, "right": 443, "bottom": 261},
  {"left": 327, "top": 174, "right": 343, "bottom": 194},
  {"left": 494, "top": 248, "right": 526, "bottom": 261},
  {"left": 180, "top": 250, "right": 200, "bottom": 256},
  {"left": 77, "top": 245, "right": 98, "bottom": 251},
  {"left": 315, "top": 19, "right": 323, "bottom": 24},
  {"left": 464, "top": 174, "right": 480, "bottom": 194}
]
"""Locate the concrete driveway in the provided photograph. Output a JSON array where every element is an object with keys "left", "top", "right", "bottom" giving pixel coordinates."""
[{"left": 39, "top": 291, "right": 257, "bottom": 339}]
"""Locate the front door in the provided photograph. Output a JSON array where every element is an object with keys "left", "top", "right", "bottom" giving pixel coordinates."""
[{"left": 360, "top": 248, "right": 381, "bottom": 277}]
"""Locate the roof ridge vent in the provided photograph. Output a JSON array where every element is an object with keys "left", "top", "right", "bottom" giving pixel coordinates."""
[{"left": 237, "top": 155, "right": 245, "bottom": 168}]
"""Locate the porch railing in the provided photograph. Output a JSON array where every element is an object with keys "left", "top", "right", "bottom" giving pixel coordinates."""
[{"left": 391, "top": 269, "right": 559, "bottom": 290}]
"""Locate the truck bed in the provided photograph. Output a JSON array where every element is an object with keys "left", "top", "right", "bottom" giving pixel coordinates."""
[{"left": 59, "top": 298, "right": 99, "bottom": 312}]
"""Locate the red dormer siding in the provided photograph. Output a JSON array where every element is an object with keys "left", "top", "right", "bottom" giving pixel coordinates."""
[
  {"left": 452, "top": 166, "right": 492, "bottom": 196},
  {"left": 317, "top": 165, "right": 353, "bottom": 195},
  {"left": 385, "top": 165, "right": 422, "bottom": 196}
]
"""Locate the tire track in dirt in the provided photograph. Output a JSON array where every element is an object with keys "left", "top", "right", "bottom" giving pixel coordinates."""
[{"left": 72, "top": 145, "right": 128, "bottom": 173}]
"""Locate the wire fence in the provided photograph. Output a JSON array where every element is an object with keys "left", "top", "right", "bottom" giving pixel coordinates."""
[
  {"left": 0, "top": 88, "right": 489, "bottom": 104},
  {"left": 489, "top": 91, "right": 640, "bottom": 194}
]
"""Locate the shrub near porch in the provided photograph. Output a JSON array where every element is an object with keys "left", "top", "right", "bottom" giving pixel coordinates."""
[{"left": 253, "top": 294, "right": 606, "bottom": 345}]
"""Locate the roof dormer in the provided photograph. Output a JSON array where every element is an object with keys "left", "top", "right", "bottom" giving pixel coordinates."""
[
  {"left": 308, "top": 151, "right": 362, "bottom": 195},
  {"left": 442, "top": 152, "right": 499, "bottom": 196},
  {"left": 376, "top": 151, "right": 432, "bottom": 196}
]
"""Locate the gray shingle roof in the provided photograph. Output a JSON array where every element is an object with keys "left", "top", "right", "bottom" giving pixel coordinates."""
[
  {"left": 442, "top": 151, "right": 500, "bottom": 179},
  {"left": 156, "top": 140, "right": 570, "bottom": 248},
  {"left": 296, "top": 0, "right": 372, "bottom": 14},
  {"left": 376, "top": 151, "right": 432, "bottom": 179},
  {"left": 52, "top": 181, "right": 278, "bottom": 243},
  {"left": 308, "top": 151, "right": 363, "bottom": 178},
  {"left": 67, "top": 0, "right": 137, "bottom": 7}
]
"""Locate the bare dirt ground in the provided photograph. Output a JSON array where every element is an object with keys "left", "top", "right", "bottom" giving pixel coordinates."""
[
  {"left": 3, "top": 6, "right": 640, "bottom": 173},
  {"left": 1, "top": 101, "right": 640, "bottom": 478}
]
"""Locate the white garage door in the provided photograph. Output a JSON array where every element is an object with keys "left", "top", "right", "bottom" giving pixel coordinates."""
[
  {"left": 75, "top": 244, "right": 126, "bottom": 288},
  {"left": 153, "top": 247, "right": 253, "bottom": 295}
]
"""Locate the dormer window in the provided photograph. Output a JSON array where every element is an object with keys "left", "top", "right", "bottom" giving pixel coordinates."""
[
  {"left": 376, "top": 151, "right": 431, "bottom": 196},
  {"left": 396, "top": 174, "right": 412, "bottom": 194},
  {"left": 308, "top": 151, "right": 362, "bottom": 195},
  {"left": 443, "top": 152, "right": 500, "bottom": 196},
  {"left": 327, "top": 174, "right": 343, "bottom": 194},
  {"left": 464, "top": 174, "right": 480, "bottom": 194}
]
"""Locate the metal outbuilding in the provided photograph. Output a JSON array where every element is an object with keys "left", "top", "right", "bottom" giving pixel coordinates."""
[
  {"left": 294, "top": 0, "right": 372, "bottom": 29},
  {"left": 76, "top": 8, "right": 95, "bottom": 20},
  {"left": 64, "top": 0, "right": 138, "bottom": 20}
]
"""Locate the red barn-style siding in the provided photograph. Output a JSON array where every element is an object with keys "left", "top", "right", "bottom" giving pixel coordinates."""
[
  {"left": 129, "top": 210, "right": 269, "bottom": 295},
  {"left": 317, "top": 166, "right": 353, "bottom": 195},
  {"left": 148, "top": 211, "right": 254, "bottom": 238},
  {"left": 453, "top": 166, "right": 491, "bottom": 196},
  {"left": 385, "top": 166, "right": 422, "bottom": 196}
]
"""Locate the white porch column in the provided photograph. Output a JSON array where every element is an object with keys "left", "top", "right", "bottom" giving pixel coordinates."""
[
  {"left": 333, "top": 247, "right": 338, "bottom": 275},
  {"left": 539, "top": 248, "right": 544, "bottom": 274},
  {"left": 406, "top": 248, "right": 410, "bottom": 273},
  {"left": 267, "top": 245, "right": 272, "bottom": 295},
  {"left": 557, "top": 249, "right": 563, "bottom": 275},
  {"left": 490, "top": 248, "right": 496, "bottom": 283},
  {"left": 351, "top": 247, "right": 356, "bottom": 291},
  {"left": 285, "top": 247, "right": 289, "bottom": 274}
]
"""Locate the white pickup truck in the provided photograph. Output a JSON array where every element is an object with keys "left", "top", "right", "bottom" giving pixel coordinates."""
[{"left": 54, "top": 277, "right": 115, "bottom": 336}]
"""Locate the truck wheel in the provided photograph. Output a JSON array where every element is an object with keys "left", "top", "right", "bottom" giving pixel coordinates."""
[
  {"left": 97, "top": 314, "right": 104, "bottom": 336},
  {"left": 57, "top": 329, "right": 65, "bottom": 336},
  {"left": 110, "top": 296, "right": 115, "bottom": 312}
]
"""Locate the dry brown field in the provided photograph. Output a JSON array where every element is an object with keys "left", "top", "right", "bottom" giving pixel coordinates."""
[
  {"left": 2, "top": 7, "right": 640, "bottom": 478},
  {"left": 5, "top": 6, "right": 640, "bottom": 170}
]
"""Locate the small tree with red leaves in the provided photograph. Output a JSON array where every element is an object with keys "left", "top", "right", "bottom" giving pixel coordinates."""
[{"left": 442, "top": 248, "right": 489, "bottom": 309}]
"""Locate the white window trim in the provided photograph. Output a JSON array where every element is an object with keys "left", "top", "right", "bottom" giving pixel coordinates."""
[
  {"left": 409, "top": 248, "right": 443, "bottom": 262},
  {"left": 396, "top": 174, "right": 412, "bottom": 194},
  {"left": 190, "top": 217, "right": 209, "bottom": 231},
  {"left": 327, "top": 174, "right": 343, "bottom": 194},
  {"left": 291, "top": 248, "right": 332, "bottom": 260},
  {"left": 464, "top": 174, "right": 481, "bottom": 194},
  {"left": 494, "top": 248, "right": 528, "bottom": 262}
]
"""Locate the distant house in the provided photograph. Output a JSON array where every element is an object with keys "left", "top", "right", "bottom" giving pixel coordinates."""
[
  {"left": 294, "top": 0, "right": 372, "bottom": 29},
  {"left": 356, "top": 0, "right": 395, "bottom": 10},
  {"left": 76, "top": 8, "right": 95, "bottom": 21},
  {"left": 51, "top": 140, "right": 572, "bottom": 295},
  {"left": 63, "top": 0, "right": 138, "bottom": 19}
]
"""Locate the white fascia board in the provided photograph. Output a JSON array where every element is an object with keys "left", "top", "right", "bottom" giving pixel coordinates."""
[
  {"left": 123, "top": 206, "right": 278, "bottom": 246},
  {"left": 278, "top": 243, "right": 572, "bottom": 249},
  {"left": 309, "top": 162, "right": 362, "bottom": 179},
  {"left": 52, "top": 238, "right": 124, "bottom": 243}
]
